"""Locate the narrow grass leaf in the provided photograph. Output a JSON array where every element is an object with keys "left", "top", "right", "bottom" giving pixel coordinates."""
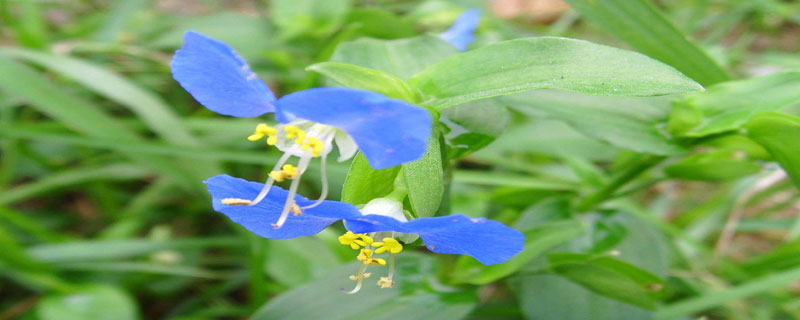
[{"left": 562, "top": 0, "right": 729, "bottom": 86}]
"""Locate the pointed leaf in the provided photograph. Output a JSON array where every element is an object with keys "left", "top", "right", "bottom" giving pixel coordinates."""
[
  {"left": 562, "top": 0, "right": 729, "bottom": 86},
  {"left": 744, "top": 112, "right": 800, "bottom": 188},
  {"left": 308, "top": 62, "right": 417, "bottom": 101},
  {"left": 409, "top": 37, "right": 703, "bottom": 110}
]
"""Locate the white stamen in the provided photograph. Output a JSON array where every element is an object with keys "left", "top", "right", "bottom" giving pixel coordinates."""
[
  {"left": 387, "top": 253, "right": 396, "bottom": 281},
  {"left": 344, "top": 264, "right": 368, "bottom": 294},
  {"left": 250, "top": 152, "right": 292, "bottom": 206},
  {"left": 272, "top": 156, "right": 311, "bottom": 229},
  {"left": 301, "top": 152, "right": 328, "bottom": 210}
]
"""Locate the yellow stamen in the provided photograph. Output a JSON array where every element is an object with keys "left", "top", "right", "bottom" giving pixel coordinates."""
[
  {"left": 338, "top": 231, "right": 374, "bottom": 250},
  {"left": 356, "top": 249, "right": 386, "bottom": 266},
  {"left": 284, "top": 125, "right": 306, "bottom": 144},
  {"left": 282, "top": 164, "right": 298, "bottom": 177},
  {"left": 349, "top": 273, "right": 371, "bottom": 280},
  {"left": 377, "top": 277, "right": 394, "bottom": 289},
  {"left": 221, "top": 198, "right": 253, "bottom": 206},
  {"left": 268, "top": 164, "right": 299, "bottom": 182},
  {"left": 290, "top": 203, "right": 302, "bottom": 216},
  {"left": 373, "top": 238, "right": 403, "bottom": 254},
  {"left": 248, "top": 123, "right": 278, "bottom": 145},
  {"left": 300, "top": 137, "right": 324, "bottom": 157}
]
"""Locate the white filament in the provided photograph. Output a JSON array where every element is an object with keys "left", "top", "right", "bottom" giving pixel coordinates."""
[
  {"left": 249, "top": 152, "right": 292, "bottom": 206},
  {"left": 301, "top": 152, "right": 328, "bottom": 210},
  {"left": 272, "top": 156, "right": 311, "bottom": 229},
  {"left": 344, "top": 264, "right": 368, "bottom": 295}
]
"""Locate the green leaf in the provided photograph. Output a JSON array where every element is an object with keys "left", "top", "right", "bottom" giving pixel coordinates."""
[
  {"left": 441, "top": 99, "right": 510, "bottom": 159},
  {"left": 562, "top": 0, "right": 729, "bottom": 86},
  {"left": 148, "top": 13, "right": 274, "bottom": 57},
  {"left": 264, "top": 237, "right": 341, "bottom": 287},
  {"left": 37, "top": 285, "right": 139, "bottom": 320},
  {"left": 0, "top": 56, "right": 204, "bottom": 190},
  {"left": 402, "top": 134, "right": 444, "bottom": 218},
  {"left": 0, "top": 126, "right": 283, "bottom": 166},
  {"left": 0, "top": 164, "right": 152, "bottom": 206},
  {"left": 664, "top": 150, "right": 761, "bottom": 182},
  {"left": 270, "top": 0, "right": 353, "bottom": 38},
  {"left": 549, "top": 254, "right": 665, "bottom": 310},
  {"left": 671, "top": 72, "right": 800, "bottom": 137},
  {"left": 452, "top": 220, "right": 585, "bottom": 285},
  {"left": 742, "top": 239, "right": 800, "bottom": 276},
  {"left": 330, "top": 35, "right": 459, "bottom": 80},
  {"left": 505, "top": 90, "right": 687, "bottom": 155},
  {"left": 345, "top": 8, "right": 417, "bottom": 39},
  {"left": 513, "top": 213, "right": 667, "bottom": 319},
  {"left": 252, "top": 253, "right": 476, "bottom": 320},
  {"left": 10, "top": 0, "right": 50, "bottom": 48},
  {"left": 0, "top": 48, "right": 198, "bottom": 146},
  {"left": 513, "top": 274, "right": 654, "bottom": 320},
  {"left": 656, "top": 266, "right": 800, "bottom": 319},
  {"left": 0, "top": 228, "right": 74, "bottom": 292},
  {"left": 744, "top": 112, "right": 800, "bottom": 188},
  {"left": 0, "top": 56, "right": 137, "bottom": 140},
  {"left": 481, "top": 119, "right": 619, "bottom": 161},
  {"left": 54, "top": 262, "right": 222, "bottom": 279},
  {"left": 93, "top": 0, "right": 149, "bottom": 43},
  {"left": 341, "top": 153, "right": 400, "bottom": 206},
  {"left": 27, "top": 238, "right": 241, "bottom": 263},
  {"left": 665, "top": 100, "right": 703, "bottom": 134},
  {"left": 453, "top": 171, "right": 577, "bottom": 191},
  {"left": 408, "top": 37, "right": 704, "bottom": 110},
  {"left": 307, "top": 62, "right": 417, "bottom": 101}
]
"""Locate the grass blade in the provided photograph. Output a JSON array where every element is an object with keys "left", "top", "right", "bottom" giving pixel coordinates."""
[{"left": 563, "top": 0, "right": 729, "bottom": 86}]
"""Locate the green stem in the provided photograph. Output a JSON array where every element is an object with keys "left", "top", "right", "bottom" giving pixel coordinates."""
[{"left": 575, "top": 155, "right": 665, "bottom": 212}]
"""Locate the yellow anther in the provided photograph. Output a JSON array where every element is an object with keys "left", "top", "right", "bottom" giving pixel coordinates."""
[
  {"left": 357, "top": 249, "right": 386, "bottom": 266},
  {"left": 377, "top": 277, "right": 395, "bottom": 288},
  {"left": 356, "top": 248, "right": 371, "bottom": 261},
  {"left": 338, "top": 231, "right": 374, "bottom": 250},
  {"left": 221, "top": 198, "right": 253, "bottom": 206},
  {"left": 248, "top": 123, "right": 278, "bottom": 144},
  {"left": 300, "top": 137, "right": 324, "bottom": 157},
  {"left": 373, "top": 238, "right": 403, "bottom": 254},
  {"left": 284, "top": 125, "right": 306, "bottom": 144},
  {"left": 268, "top": 170, "right": 283, "bottom": 182},
  {"left": 290, "top": 203, "right": 302, "bottom": 216},
  {"left": 282, "top": 164, "right": 298, "bottom": 177},
  {"left": 349, "top": 273, "right": 371, "bottom": 280},
  {"left": 268, "top": 164, "right": 299, "bottom": 182}
]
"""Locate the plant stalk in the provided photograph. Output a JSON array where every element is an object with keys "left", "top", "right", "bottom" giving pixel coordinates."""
[{"left": 575, "top": 155, "right": 665, "bottom": 212}]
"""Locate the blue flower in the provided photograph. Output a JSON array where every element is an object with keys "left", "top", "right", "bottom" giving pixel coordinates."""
[
  {"left": 205, "top": 175, "right": 524, "bottom": 292},
  {"left": 332, "top": 198, "right": 524, "bottom": 265},
  {"left": 172, "top": 31, "right": 432, "bottom": 229},
  {"left": 205, "top": 174, "right": 347, "bottom": 239},
  {"left": 171, "top": 31, "right": 276, "bottom": 117},
  {"left": 439, "top": 9, "right": 481, "bottom": 51}
]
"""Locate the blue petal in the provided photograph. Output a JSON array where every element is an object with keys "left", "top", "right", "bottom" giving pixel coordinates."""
[
  {"left": 275, "top": 88, "right": 431, "bottom": 169},
  {"left": 345, "top": 214, "right": 524, "bottom": 265},
  {"left": 204, "top": 174, "right": 356, "bottom": 239},
  {"left": 439, "top": 9, "right": 481, "bottom": 51},
  {"left": 171, "top": 31, "right": 276, "bottom": 117}
]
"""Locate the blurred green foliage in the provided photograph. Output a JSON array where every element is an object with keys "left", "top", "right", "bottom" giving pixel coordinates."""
[{"left": 1, "top": 0, "right": 800, "bottom": 319}]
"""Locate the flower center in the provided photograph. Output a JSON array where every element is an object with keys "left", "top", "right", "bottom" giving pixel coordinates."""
[
  {"left": 338, "top": 231, "right": 403, "bottom": 294},
  {"left": 223, "top": 121, "right": 338, "bottom": 229}
]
